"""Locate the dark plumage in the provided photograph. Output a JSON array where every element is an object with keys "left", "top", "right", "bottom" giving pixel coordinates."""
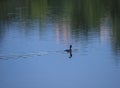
[{"left": 64, "top": 45, "right": 72, "bottom": 53}]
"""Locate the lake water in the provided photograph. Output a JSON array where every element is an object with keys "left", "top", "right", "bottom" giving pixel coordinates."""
[{"left": 0, "top": 0, "right": 120, "bottom": 88}]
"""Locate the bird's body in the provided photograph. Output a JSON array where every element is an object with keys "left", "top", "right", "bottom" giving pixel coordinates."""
[
  {"left": 64, "top": 45, "right": 72, "bottom": 58},
  {"left": 64, "top": 45, "right": 72, "bottom": 53}
]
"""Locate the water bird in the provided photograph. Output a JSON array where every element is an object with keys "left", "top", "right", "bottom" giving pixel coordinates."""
[
  {"left": 64, "top": 45, "right": 72, "bottom": 53},
  {"left": 64, "top": 45, "right": 72, "bottom": 58}
]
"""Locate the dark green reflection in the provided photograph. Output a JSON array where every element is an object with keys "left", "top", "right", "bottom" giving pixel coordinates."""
[
  {"left": 111, "top": 0, "right": 120, "bottom": 54},
  {"left": 0, "top": 0, "right": 120, "bottom": 53}
]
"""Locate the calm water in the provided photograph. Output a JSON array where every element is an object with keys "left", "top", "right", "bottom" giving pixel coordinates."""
[{"left": 0, "top": 0, "right": 120, "bottom": 88}]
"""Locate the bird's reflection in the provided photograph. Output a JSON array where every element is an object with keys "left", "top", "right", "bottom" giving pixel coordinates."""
[
  {"left": 64, "top": 45, "right": 72, "bottom": 58},
  {"left": 69, "top": 50, "right": 72, "bottom": 58}
]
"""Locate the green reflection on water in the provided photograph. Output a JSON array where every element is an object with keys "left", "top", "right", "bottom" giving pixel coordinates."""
[{"left": 0, "top": 0, "right": 120, "bottom": 52}]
